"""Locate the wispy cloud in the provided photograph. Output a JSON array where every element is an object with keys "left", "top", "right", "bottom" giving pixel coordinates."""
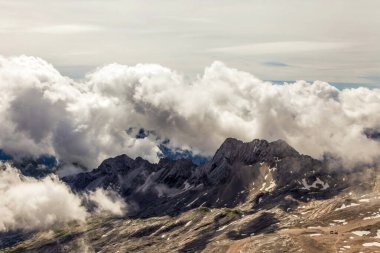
[
  {"left": 0, "top": 25, "right": 16, "bottom": 33},
  {"left": 28, "top": 24, "right": 103, "bottom": 34},
  {"left": 207, "top": 41, "right": 351, "bottom": 55},
  {"left": 163, "top": 16, "right": 217, "bottom": 24},
  {"left": 363, "top": 75, "right": 380, "bottom": 82},
  {"left": 263, "top": 61, "right": 289, "bottom": 67}
]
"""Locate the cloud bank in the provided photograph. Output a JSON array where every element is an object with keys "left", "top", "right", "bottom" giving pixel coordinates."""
[
  {"left": 0, "top": 55, "right": 380, "bottom": 169},
  {"left": 0, "top": 162, "right": 127, "bottom": 232},
  {"left": 207, "top": 41, "right": 350, "bottom": 55},
  {"left": 0, "top": 162, "right": 86, "bottom": 231},
  {"left": 85, "top": 188, "right": 127, "bottom": 217}
]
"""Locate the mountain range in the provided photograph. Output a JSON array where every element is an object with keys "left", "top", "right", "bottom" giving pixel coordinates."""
[{"left": 1, "top": 138, "right": 380, "bottom": 253}]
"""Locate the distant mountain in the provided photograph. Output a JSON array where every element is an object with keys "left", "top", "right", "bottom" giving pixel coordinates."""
[
  {"left": 63, "top": 138, "right": 354, "bottom": 217},
  {"left": 0, "top": 150, "right": 57, "bottom": 178},
  {"left": 127, "top": 127, "right": 211, "bottom": 165}
]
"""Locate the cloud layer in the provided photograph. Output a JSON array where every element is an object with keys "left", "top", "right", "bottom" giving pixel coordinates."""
[
  {"left": 208, "top": 41, "right": 350, "bottom": 55},
  {"left": 0, "top": 55, "right": 380, "bottom": 168}
]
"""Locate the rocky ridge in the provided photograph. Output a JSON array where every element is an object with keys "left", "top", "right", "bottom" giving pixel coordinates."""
[{"left": 63, "top": 138, "right": 348, "bottom": 217}]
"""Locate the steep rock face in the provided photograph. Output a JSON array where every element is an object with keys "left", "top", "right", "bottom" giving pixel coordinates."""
[
  {"left": 190, "top": 138, "right": 301, "bottom": 186},
  {"left": 185, "top": 138, "right": 347, "bottom": 212},
  {"left": 211, "top": 138, "right": 299, "bottom": 165},
  {"left": 65, "top": 155, "right": 153, "bottom": 191},
  {"left": 63, "top": 138, "right": 350, "bottom": 217},
  {"left": 155, "top": 158, "right": 196, "bottom": 188}
]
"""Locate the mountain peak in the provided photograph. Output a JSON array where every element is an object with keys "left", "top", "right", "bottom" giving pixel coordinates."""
[
  {"left": 96, "top": 154, "right": 150, "bottom": 175},
  {"left": 213, "top": 138, "right": 298, "bottom": 165},
  {"left": 268, "top": 139, "right": 299, "bottom": 157}
]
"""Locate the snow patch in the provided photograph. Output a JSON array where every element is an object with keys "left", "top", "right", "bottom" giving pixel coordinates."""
[
  {"left": 352, "top": 231, "right": 370, "bottom": 236},
  {"left": 186, "top": 197, "right": 200, "bottom": 207},
  {"left": 335, "top": 203, "right": 359, "bottom": 211},
  {"left": 264, "top": 181, "right": 276, "bottom": 191},
  {"left": 301, "top": 177, "right": 329, "bottom": 190},
  {"left": 363, "top": 214, "right": 380, "bottom": 220},
  {"left": 269, "top": 167, "right": 277, "bottom": 172},
  {"left": 363, "top": 242, "right": 380, "bottom": 247},
  {"left": 332, "top": 219, "right": 346, "bottom": 223},
  {"left": 217, "top": 225, "right": 228, "bottom": 231},
  {"left": 375, "top": 230, "right": 380, "bottom": 239},
  {"left": 183, "top": 181, "right": 192, "bottom": 191}
]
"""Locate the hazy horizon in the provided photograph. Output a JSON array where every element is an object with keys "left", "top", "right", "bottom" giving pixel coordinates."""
[{"left": 1, "top": 0, "right": 379, "bottom": 86}]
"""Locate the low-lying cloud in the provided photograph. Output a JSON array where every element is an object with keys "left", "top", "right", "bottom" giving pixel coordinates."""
[
  {"left": 0, "top": 162, "right": 127, "bottom": 232},
  {"left": 0, "top": 162, "right": 86, "bottom": 231},
  {"left": 0, "top": 55, "right": 380, "bottom": 169},
  {"left": 85, "top": 188, "right": 127, "bottom": 217}
]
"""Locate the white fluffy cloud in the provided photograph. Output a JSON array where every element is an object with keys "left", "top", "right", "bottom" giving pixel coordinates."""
[
  {"left": 85, "top": 188, "right": 127, "bottom": 217},
  {"left": 1, "top": 55, "right": 380, "bottom": 168},
  {"left": 0, "top": 162, "right": 87, "bottom": 231},
  {"left": 0, "top": 162, "right": 128, "bottom": 232},
  {"left": 0, "top": 55, "right": 161, "bottom": 168}
]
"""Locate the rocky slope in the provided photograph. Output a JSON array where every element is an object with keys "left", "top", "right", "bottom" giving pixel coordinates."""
[{"left": 1, "top": 138, "right": 380, "bottom": 253}]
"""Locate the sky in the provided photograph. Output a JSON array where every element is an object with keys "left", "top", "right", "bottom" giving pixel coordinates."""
[
  {"left": 0, "top": 0, "right": 380, "bottom": 171},
  {"left": 0, "top": 0, "right": 379, "bottom": 86}
]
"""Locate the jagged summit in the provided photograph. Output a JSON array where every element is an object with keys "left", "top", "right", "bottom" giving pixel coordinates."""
[
  {"left": 63, "top": 138, "right": 348, "bottom": 217},
  {"left": 213, "top": 138, "right": 299, "bottom": 165}
]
